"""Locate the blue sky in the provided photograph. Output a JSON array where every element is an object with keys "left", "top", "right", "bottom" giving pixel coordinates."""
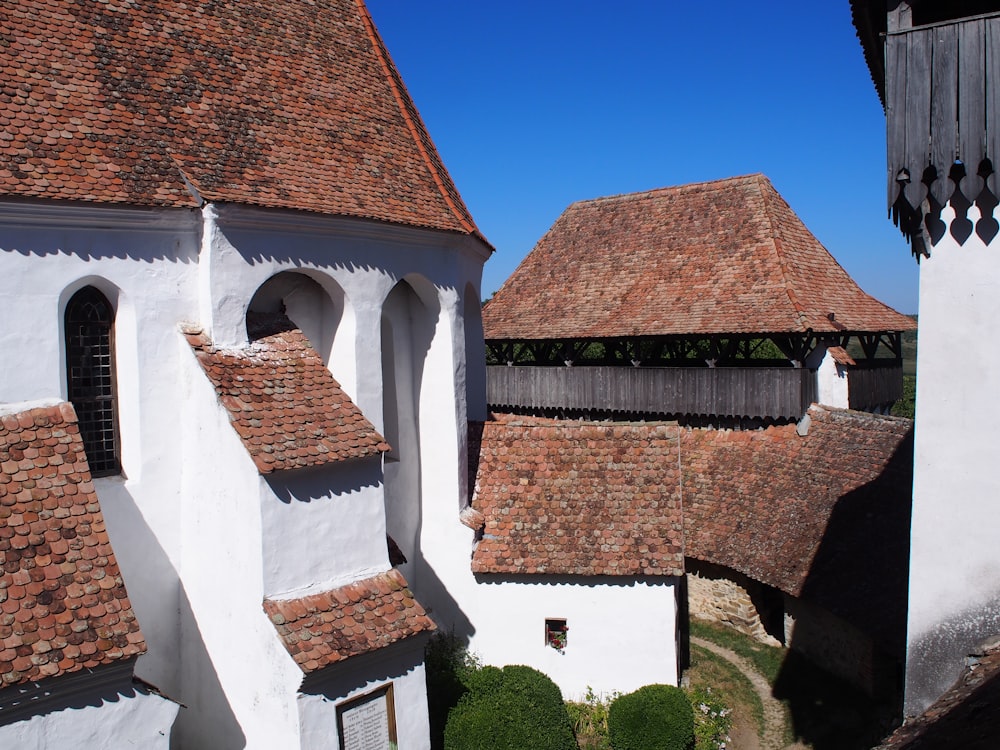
[{"left": 368, "top": 1, "right": 920, "bottom": 314}]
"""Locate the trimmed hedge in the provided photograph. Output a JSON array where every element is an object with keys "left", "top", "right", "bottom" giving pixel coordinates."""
[
  {"left": 425, "top": 632, "right": 480, "bottom": 750},
  {"left": 608, "top": 684, "right": 695, "bottom": 750},
  {"left": 444, "top": 665, "right": 577, "bottom": 750}
]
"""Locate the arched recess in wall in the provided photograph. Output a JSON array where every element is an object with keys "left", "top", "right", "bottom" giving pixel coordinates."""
[
  {"left": 463, "top": 283, "right": 487, "bottom": 423},
  {"left": 380, "top": 276, "right": 440, "bottom": 581},
  {"left": 246, "top": 271, "right": 355, "bottom": 393},
  {"left": 59, "top": 277, "right": 136, "bottom": 477}
]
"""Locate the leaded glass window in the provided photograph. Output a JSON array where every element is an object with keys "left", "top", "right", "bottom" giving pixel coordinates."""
[{"left": 65, "top": 287, "right": 120, "bottom": 476}]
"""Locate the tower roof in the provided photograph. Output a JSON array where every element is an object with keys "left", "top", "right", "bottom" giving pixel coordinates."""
[
  {"left": 0, "top": 0, "right": 486, "bottom": 244},
  {"left": 483, "top": 175, "right": 914, "bottom": 341}
]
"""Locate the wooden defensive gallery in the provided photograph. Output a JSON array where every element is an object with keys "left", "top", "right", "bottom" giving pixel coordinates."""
[
  {"left": 0, "top": 0, "right": 936, "bottom": 747},
  {"left": 483, "top": 174, "right": 914, "bottom": 423}
]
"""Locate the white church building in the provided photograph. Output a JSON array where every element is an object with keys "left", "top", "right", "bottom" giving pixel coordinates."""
[{"left": 0, "top": 0, "right": 491, "bottom": 746}]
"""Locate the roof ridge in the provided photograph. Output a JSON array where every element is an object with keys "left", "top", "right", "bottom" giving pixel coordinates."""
[
  {"left": 355, "top": 0, "right": 480, "bottom": 239},
  {"left": 756, "top": 175, "right": 811, "bottom": 332},
  {"left": 568, "top": 173, "right": 766, "bottom": 209},
  {"left": 486, "top": 418, "right": 680, "bottom": 430}
]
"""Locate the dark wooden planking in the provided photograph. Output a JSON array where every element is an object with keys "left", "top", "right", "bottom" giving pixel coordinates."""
[
  {"left": 958, "top": 19, "right": 987, "bottom": 181},
  {"left": 887, "top": 33, "right": 910, "bottom": 210},
  {"left": 486, "top": 366, "right": 819, "bottom": 420},
  {"left": 905, "top": 29, "right": 933, "bottom": 209},
  {"left": 929, "top": 23, "right": 958, "bottom": 206},
  {"left": 848, "top": 364, "right": 905, "bottom": 410},
  {"left": 988, "top": 18, "right": 1000, "bottom": 198},
  {"left": 887, "top": 1, "right": 913, "bottom": 32}
]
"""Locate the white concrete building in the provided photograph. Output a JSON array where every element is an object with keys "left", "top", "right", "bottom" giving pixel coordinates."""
[{"left": 465, "top": 420, "right": 686, "bottom": 698}]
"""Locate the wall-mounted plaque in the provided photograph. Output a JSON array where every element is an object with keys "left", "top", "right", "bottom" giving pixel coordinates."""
[{"left": 337, "top": 684, "right": 397, "bottom": 750}]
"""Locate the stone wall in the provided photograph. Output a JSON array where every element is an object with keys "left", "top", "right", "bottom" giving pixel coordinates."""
[
  {"left": 784, "top": 595, "right": 879, "bottom": 696},
  {"left": 686, "top": 560, "right": 783, "bottom": 646},
  {"left": 686, "top": 559, "right": 895, "bottom": 698}
]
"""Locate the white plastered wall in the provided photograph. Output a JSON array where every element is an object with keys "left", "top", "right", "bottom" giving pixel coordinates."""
[
  {"left": 0, "top": 690, "right": 179, "bottom": 750},
  {"left": 176, "top": 334, "right": 304, "bottom": 749},
  {"left": 807, "top": 344, "right": 850, "bottom": 409},
  {"left": 0, "top": 202, "right": 200, "bottom": 696},
  {"left": 470, "top": 577, "right": 679, "bottom": 700},
  {"left": 905, "top": 205, "right": 1000, "bottom": 715},
  {"left": 261, "top": 462, "right": 389, "bottom": 599},
  {"left": 180, "top": 204, "right": 488, "bottom": 746},
  {"left": 298, "top": 640, "right": 431, "bottom": 750},
  {"left": 0, "top": 198, "right": 491, "bottom": 746}
]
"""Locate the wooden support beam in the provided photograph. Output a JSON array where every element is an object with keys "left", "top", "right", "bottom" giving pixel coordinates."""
[{"left": 888, "top": 1, "right": 913, "bottom": 33}]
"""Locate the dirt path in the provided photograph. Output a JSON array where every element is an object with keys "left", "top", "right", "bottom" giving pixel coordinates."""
[{"left": 690, "top": 636, "right": 797, "bottom": 750}]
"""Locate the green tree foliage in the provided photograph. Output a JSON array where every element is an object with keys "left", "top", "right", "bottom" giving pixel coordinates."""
[
  {"left": 891, "top": 374, "right": 915, "bottom": 419},
  {"left": 444, "top": 665, "right": 578, "bottom": 750},
  {"left": 608, "top": 684, "right": 695, "bottom": 750}
]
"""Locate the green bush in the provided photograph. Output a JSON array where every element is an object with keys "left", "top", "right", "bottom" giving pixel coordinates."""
[
  {"left": 424, "top": 632, "right": 480, "bottom": 750},
  {"left": 608, "top": 684, "right": 695, "bottom": 750},
  {"left": 444, "top": 665, "right": 577, "bottom": 750}
]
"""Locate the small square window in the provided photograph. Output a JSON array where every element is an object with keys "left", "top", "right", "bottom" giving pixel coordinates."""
[{"left": 545, "top": 619, "right": 567, "bottom": 652}]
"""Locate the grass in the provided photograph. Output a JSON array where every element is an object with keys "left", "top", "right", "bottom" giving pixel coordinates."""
[
  {"left": 690, "top": 619, "right": 897, "bottom": 749},
  {"left": 566, "top": 688, "right": 614, "bottom": 750},
  {"left": 686, "top": 643, "right": 765, "bottom": 741},
  {"left": 690, "top": 619, "right": 784, "bottom": 683}
]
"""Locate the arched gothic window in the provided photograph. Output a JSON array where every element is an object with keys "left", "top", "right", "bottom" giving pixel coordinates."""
[{"left": 65, "top": 287, "right": 120, "bottom": 476}]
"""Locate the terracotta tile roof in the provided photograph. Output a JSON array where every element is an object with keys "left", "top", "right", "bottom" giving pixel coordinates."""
[
  {"left": 469, "top": 420, "right": 685, "bottom": 577},
  {"left": 826, "top": 345, "right": 857, "bottom": 366},
  {"left": 876, "top": 638, "right": 1000, "bottom": 749},
  {"left": 0, "top": 404, "right": 146, "bottom": 688},
  {"left": 263, "top": 569, "right": 435, "bottom": 673},
  {"left": 0, "top": 0, "right": 485, "bottom": 243},
  {"left": 185, "top": 317, "right": 389, "bottom": 474},
  {"left": 471, "top": 406, "right": 912, "bottom": 652},
  {"left": 682, "top": 405, "right": 913, "bottom": 652},
  {"left": 483, "top": 175, "right": 915, "bottom": 340}
]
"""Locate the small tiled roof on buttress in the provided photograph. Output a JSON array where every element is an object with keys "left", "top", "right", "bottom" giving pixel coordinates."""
[
  {"left": 469, "top": 420, "right": 685, "bottom": 577},
  {"left": 482, "top": 175, "right": 915, "bottom": 340},
  {"left": 185, "top": 317, "right": 389, "bottom": 474},
  {"left": 470, "top": 405, "right": 912, "bottom": 653},
  {"left": 875, "top": 637, "right": 1000, "bottom": 749},
  {"left": 263, "top": 569, "right": 435, "bottom": 673},
  {"left": 0, "top": 404, "right": 146, "bottom": 688},
  {"left": 0, "top": 0, "right": 485, "bottom": 245}
]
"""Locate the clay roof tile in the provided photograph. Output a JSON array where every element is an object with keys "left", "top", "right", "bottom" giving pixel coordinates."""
[
  {"left": 0, "top": 404, "right": 146, "bottom": 687},
  {"left": 483, "top": 175, "right": 914, "bottom": 340},
  {"left": 262, "top": 569, "right": 435, "bottom": 673},
  {"left": 187, "top": 315, "right": 390, "bottom": 473},
  {"left": 0, "top": 0, "right": 488, "bottom": 247},
  {"left": 472, "top": 405, "right": 913, "bottom": 654}
]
